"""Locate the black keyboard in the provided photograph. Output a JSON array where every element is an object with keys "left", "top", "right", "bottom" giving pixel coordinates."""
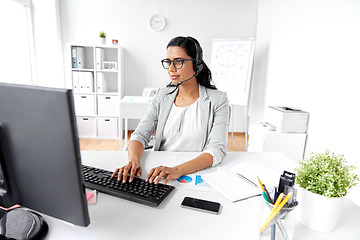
[{"left": 82, "top": 165, "right": 175, "bottom": 207}]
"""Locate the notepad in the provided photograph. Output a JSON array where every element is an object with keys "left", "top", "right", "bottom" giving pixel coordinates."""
[{"left": 202, "top": 161, "right": 280, "bottom": 202}]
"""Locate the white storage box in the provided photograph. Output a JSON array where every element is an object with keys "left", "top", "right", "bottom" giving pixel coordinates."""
[
  {"left": 73, "top": 94, "right": 95, "bottom": 116},
  {"left": 248, "top": 123, "right": 307, "bottom": 162},
  {"left": 97, "top": 117, "right": 118, "bottom": 138},
  {"left": 266, "top": 106, "right": 309, "bottom": 133},
  {"left": 76, "top": 117, "right": 96, "bottom": 137},
  {"left": 97, "top": 95, "right": 119, "bottom": 116}
]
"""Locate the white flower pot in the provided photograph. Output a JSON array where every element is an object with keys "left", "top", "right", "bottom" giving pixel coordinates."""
[
  {"left": 297, "top": 187, "right": 345, "bottom": 232},
  {"left": 99, "top": 38, "right": 106, "bottom": 45}
]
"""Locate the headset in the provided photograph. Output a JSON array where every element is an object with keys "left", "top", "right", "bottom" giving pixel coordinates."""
[
  {"left": 187, "top": 36, "right": 204, "bottom": 75},
  {"left": 167, "top": 37, "right": 204, "bottom": 93}
]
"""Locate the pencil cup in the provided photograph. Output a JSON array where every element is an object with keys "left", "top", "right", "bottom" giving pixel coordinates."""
[{"left": 258, "top": 193, "right": 297, "bottom": 240}]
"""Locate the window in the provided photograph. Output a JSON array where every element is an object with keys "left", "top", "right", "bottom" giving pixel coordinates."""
[{"left": 0, "top": 0, "right": 36, "bottom": 85}]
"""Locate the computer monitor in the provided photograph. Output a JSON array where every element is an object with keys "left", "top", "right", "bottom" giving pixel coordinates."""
[{"left": 0, "top": 83, "right": 90, "bottom": 226}]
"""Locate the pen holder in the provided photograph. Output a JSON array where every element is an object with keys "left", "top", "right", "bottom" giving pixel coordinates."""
[{"left": 258, "top": 191, "right": 298, "bottom": 240}]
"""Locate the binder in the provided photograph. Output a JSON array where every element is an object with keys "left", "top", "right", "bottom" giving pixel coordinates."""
[
  {"left": 77, "top": 47, "right": 85, "bottom": 69},
  {"left": 96, "top": 72, "right": 107, "bottom": 93},
  {"left": 72, "top": 71, "right": 79, "bottom": 92},
  {"left": 84, "top": 72, "right": 94, "bottom": 93},
  {"left": 71, "top": 47, "right": 77, "bottom": 68},
  {"left": 95, "top": 48, "right": 105, "bottom": 70},
  {"left": 78, "top": 72, "right": 85, "bottom": 92}
]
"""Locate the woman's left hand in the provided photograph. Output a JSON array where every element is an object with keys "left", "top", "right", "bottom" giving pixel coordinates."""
[{"left": 146, "top": 166, "right": 182, "bottom": 185}]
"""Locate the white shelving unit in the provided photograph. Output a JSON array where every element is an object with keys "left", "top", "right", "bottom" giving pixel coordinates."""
[{"left": 68, "top": 43, "right": 124, "bottom": 140}]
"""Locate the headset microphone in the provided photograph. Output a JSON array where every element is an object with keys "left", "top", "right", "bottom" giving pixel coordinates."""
[
  {"left": 176, "top": 64, "right": 203, "bottom": 86},
  {"left": 167, "top": 63, "right": 203, "bottom": 94}
]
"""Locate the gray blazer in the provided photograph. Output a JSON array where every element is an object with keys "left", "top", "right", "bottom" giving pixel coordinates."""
[{"left": 129, "top": 84, "right": 230, "bottom": 166}]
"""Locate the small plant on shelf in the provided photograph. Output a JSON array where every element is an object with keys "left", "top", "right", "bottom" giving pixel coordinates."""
[{"left": 99, "top": 31, "right": 106, "bottom": 38}]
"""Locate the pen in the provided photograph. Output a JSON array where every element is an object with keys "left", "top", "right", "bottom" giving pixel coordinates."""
[
  {"left": 270, "top": 188, "right": 277, "bottom": 240},
  {"left": 273, "top": 193, "right": 285, "bottom": 210},
  {"left": 263, "top": 184, "right": 273, "bottom": 204},
  {"left": 270, "top": 193, "right": 287, "bottom": 239},
  {"left": 237, "top": 173, "right": 258, "bottom": 188},
  {"left": 266, "top": 193, "right": 284, "bottom": 226},
  {"left": 260, "top": 192, "right": 293, "bottom": 232},
  {"left": 257, "top": 176, "right": 270, "bottom": 203}
]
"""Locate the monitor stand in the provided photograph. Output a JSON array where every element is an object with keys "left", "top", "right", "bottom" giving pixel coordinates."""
[
  {"left": 0, "top": 124, "right": 49, "bottom": 239},
  {"left": 0, "top": 123, "right": 20, "bottom": 207}
]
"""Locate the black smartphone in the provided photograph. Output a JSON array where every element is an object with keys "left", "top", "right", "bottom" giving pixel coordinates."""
[{"left": 181, "top": 197, "right": 221, "bottom": 214}]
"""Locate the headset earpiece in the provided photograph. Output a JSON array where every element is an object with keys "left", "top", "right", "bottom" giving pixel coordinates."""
[
  {"left": 196, "top": 62, "right": 204, "bottom": 75},
  {"left": 187, "top": 37, "right": 203, "bottom": 74}
]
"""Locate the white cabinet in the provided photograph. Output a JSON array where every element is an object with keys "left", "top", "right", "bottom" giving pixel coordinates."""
[
  {"left": 97, "top": 95, "right": 119, "bottom": 116},
  {"left": 74, "top": 94, "right": 95, "bottom": 116},
  {"left": 69, "top": 43, "right": 123, "bottom": 139},
  {"left": 248, "top": 124, "right": 307, "bottom": 162},
  {"left": 97, "top": 117, "right": 118, "bottom": 138},
  {"left": 76, "top": 117, "right": 96, "bottom": 137}
]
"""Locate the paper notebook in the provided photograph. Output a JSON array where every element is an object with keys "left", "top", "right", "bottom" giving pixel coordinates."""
[{"left": 202, "top": 161, "right": 280, "bottom": 202}]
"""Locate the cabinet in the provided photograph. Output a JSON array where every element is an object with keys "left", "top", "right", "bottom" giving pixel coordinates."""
[
  {"left": 68, "top": 43, "right": 124, "bottom": 139},
  {"left": 248, "top": 123, "right": 307, "bottom": 162}
]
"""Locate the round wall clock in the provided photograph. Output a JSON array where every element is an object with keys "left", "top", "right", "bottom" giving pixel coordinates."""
[{"left": 149, "top": 14, "right": 166, "bottom": 32}]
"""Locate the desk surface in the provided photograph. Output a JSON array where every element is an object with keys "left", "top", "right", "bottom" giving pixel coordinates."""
[{"left": 45, "top": 151, "right": 360, "bottom": 240}]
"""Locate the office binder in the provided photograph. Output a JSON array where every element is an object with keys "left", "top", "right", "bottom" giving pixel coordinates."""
[
  {"left": 95, "top": 48, "right": 105, "bottom": 70},
  {"left": 78, "top": 72, "right": 85, "bottom": 92},
  {"left": 72, "top": 71, "right": 79, "bottom": 92},
  {"left": 84, "top": 72, "right": 94, "bottom": 93},
  {"left": 77, "top": 47, "right": 85, "bottom": 69},
  {"left": 71, "top": 47, "right": 77, "bottom": 68},
  {"left": 96, "top": 72, "right": 107, "bottom": 93}
]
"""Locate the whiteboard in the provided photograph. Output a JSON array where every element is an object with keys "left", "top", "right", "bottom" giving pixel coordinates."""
[{"left": 211, "top": 39, "right": 255, "bottom": 105}]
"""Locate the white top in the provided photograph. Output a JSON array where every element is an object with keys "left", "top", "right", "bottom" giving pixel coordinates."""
[
  {"left": 160, "top": 100, "right": 216, "bottom": 159},
  {"left": 160, "top": 100, "right": 205, "bottom": 152},
  {"left": 129, "top": 85, "right": 229, "bottom": 166}
]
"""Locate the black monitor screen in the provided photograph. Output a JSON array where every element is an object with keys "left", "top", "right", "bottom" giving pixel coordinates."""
[{"left": 0, "top": 83, "right": 90, "bottom": 226}]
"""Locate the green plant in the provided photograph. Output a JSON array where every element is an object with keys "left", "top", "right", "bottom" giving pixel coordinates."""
[
  {"left": 99, "top": 31, "right": 106, "bottom": 38},
  {"left": 295, "top": 150, "right": 359, "bottom": 198}
]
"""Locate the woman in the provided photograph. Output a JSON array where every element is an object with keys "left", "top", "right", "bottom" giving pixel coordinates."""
[{"left": 112, "top": 36, "right": 229, "bottom": 185}]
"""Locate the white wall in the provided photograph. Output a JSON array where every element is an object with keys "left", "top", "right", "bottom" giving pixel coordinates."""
[
  {"left": 32, "top": 0, "right": 64, "bottom": 88},
  {"left": 254, "top": 0, "right": 360, "bottom": 204},
  {"left": 58, "top": 0, "right": 360, "bottom": 193},
  {"left": 59, "top": 0, "right": 258, "bottom": 130}
]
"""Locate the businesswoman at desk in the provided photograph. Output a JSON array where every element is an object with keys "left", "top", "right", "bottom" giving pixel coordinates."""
[{"left": 113, "top": 36, "right": 229, "bottom": 185}]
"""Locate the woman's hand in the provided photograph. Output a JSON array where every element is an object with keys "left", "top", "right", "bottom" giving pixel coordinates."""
[
  {"left": 146, "top": 166, "right": 183, "bottom": 185},
  {"left": 111, "top": 161, "right": 142, "bottom": 183}
]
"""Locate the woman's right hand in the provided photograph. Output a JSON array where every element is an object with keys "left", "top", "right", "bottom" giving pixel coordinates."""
[{"left": 111, "top": 161, "right": 143, "bottom": 183}]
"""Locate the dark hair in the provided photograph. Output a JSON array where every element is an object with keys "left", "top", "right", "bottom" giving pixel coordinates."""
[{"left": 166, "top": 36, "right": 216, "bottom": 89}]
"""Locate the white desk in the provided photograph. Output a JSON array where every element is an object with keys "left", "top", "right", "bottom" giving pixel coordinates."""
[
  {"left": 45, "top": 151, "right": 360, "bottom": 239},
  {"left": 119, "top": 96, "right": 153, "bottom": 149}
]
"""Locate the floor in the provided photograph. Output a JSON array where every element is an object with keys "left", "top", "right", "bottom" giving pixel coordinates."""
[{"left": 79, "top": 132, "right": 248, "bottom": 152}]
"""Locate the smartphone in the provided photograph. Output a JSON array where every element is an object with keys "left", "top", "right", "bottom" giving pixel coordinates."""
[{"left": 181, "top": 197, "right": 221, "bottom": 214}]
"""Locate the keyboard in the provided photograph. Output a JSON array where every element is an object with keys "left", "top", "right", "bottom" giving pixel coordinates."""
[{"left": 82, "top": 165, "right": 175, "bottom": 207}]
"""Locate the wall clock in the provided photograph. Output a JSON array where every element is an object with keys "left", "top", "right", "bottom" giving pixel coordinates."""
[{"left": 149, "top": 14, "right": 166, "bottom": 32}]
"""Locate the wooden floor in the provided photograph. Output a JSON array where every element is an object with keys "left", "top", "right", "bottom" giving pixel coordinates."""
[{"left": 79, "top": 131, "right": 248, "bottom": 152}]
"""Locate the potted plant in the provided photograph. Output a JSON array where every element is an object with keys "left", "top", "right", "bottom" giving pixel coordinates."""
[
  {"left": 99, "top": 31, "right": 106, "bottom": 44},
  {"left": 295, "top": 150, "right": 359, "bottom": 232}
]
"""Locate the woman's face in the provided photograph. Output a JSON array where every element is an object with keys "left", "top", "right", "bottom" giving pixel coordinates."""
[{"left": 165, "top": 46, "right": 196, "bottom": 85}]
